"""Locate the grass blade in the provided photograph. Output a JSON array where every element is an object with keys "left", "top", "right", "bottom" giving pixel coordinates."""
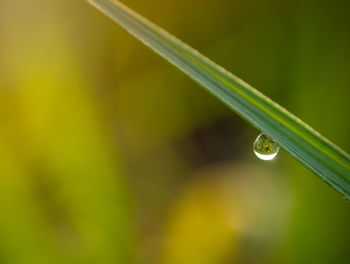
[{"left": 86, "top": 0, "right": 350, "bottom": 199}]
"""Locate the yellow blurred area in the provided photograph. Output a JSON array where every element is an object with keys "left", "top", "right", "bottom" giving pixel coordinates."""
[
  {"left": 0, "top": 0, "right": 350, "bottom": 263},
  {"left": 162, "top": 163, "right": 288, "bottom": 264},
  {"left": 163, "top": 178, "right": 237, "bottom": 264}
]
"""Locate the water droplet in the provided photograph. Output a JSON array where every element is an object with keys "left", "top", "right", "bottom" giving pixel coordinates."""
[{"left": 253, "top": 133, "right": 280, "bottom": 161}]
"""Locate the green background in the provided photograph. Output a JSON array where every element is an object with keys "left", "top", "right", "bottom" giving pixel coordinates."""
[{"left": 0, "top": 0, "right": 349, "bottom": 263}]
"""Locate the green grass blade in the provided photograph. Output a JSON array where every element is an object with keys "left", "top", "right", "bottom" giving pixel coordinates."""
[{"left": 86, "top": 0, "right": 350, "bottom": 199}]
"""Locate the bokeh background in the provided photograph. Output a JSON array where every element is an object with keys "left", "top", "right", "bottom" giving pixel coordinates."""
[{"left": 1, "top": 0, "right": 350, "bottom": 263}]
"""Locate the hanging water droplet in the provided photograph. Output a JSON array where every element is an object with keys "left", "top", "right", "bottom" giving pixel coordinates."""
[{"left": 253, "top": 133, "right": 280, "bottom": 161}]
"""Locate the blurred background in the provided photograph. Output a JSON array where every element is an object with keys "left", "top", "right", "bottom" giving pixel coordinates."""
[{"left": 0, "top": 0, "right": 350, "bottom": 263}]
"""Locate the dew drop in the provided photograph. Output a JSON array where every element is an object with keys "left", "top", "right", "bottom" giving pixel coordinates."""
[{"left": 253, "top": 133, "right": 280, "bottom": 161}]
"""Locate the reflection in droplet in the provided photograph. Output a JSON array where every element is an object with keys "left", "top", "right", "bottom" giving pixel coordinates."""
[{"left": 253, "top": 133, "right": 280, "bottom": 161}]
